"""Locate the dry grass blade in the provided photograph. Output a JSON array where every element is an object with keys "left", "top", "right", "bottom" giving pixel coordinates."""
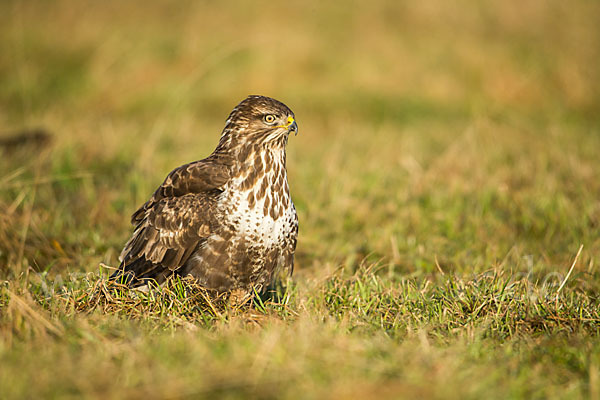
[
  {"left": 5, "top": 289, "right": 64, "bottom": 338},
  {"left": 556, "top": 244, "right": 584, "bottom": 301}
]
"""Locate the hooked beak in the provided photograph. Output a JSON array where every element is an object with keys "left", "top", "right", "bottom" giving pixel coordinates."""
[
  {"left": 288, "top": 120, "right": 298, "bottom": 136},
  {"left": 277, "top": 116, "right": 298, "bottom": 136},
  {"left": 283, "top": 116, "right": 298, "bottom": 136}
]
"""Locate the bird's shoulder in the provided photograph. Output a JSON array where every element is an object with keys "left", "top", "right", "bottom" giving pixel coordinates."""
[{"left": 131, "top": 157, "right": 231, "bottom": 225}]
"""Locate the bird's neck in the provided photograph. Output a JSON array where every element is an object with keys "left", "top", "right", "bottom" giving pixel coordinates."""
[
  {"left": 214, "top": 135, "right": 286, "bottom": 170},
  {"left": 221, "top": 145, "right": 287, "bottom": 194}
]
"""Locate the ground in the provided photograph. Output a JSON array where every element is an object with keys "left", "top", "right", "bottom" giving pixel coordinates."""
[{"left": 1, "top": 1, "right": 599, "bottom": 399}]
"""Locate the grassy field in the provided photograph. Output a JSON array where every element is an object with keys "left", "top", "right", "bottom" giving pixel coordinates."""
[{"left": 1, "top": 0, "right": 600, "bottom": 398}]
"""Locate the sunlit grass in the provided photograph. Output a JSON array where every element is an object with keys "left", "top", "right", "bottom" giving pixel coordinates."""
[{"left": 1, "top": 0, "right": 599, "bottom": 398}]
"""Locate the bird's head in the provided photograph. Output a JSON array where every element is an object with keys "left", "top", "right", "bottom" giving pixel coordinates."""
[{"left": 219, "top": 95, "right": 298, "bottom": 149}]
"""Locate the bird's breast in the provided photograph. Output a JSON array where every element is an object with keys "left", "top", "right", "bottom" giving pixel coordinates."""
[{"left": 221, "top": 172, "right": 295, "bottom": 249}]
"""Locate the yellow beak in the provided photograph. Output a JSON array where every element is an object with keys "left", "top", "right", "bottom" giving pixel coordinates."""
[{"left": 279, "top": 116, "right": 298, "bottom": 135}]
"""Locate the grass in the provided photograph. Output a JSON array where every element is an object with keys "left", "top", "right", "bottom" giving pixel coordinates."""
[{"left": 1, "top": 0, "right": 600, "bottom": 398}]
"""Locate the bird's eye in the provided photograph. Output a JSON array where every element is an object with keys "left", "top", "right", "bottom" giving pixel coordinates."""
[{"left": 263, "top": 114, "right": 276, "bottom": 124}]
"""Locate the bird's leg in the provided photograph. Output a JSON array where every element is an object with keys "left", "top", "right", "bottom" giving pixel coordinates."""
[{"left": 227, "top": 288, "right": 253, "bottom": 309}]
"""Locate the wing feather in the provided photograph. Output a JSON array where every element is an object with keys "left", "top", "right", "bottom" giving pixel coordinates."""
[
  {"left": 119, "top": 194, "right": 216, "bottom": 271},
  {"left": 113, "top": 158, "right": 229, "bottom": 285},
  {"left": 131, "top": 159, "right": 230, "bottom": 225}
]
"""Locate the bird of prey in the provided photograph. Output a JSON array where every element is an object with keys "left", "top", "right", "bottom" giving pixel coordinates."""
[{"left": 111, "top": 95, "right": 298, "bottom": 296}]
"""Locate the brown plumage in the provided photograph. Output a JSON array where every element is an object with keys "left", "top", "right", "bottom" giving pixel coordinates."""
[{"left": 111, "top": 95, "right": 299, "bottom": 294}]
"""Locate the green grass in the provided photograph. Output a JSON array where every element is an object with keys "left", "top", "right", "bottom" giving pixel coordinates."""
[{"left": 1, "top": 0, "right": 600, "bottom": 398}]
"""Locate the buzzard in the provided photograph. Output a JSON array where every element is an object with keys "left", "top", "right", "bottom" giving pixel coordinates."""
[{"left": 111, "top": 95, "right": 299, "bottom": 296}]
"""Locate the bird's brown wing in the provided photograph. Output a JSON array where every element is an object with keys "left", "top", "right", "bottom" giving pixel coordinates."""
[
  {"left": 113, "top": 159, "right": 229, "bottom": 284},
  {"left": 130, "top": 159, "right": 230, "bottom": 225},
  {"left": 119, "top": 193, "right": 215, "bottom": 270}
]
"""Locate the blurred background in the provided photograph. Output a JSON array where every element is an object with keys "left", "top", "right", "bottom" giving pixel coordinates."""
[{"left": 1, "top": 0, "right": 599, "bottom": 280}]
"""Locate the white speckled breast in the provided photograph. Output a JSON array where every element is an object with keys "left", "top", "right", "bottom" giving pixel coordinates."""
[{"left": 225, "top": 174, "right": 295, "bottom": 249}]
